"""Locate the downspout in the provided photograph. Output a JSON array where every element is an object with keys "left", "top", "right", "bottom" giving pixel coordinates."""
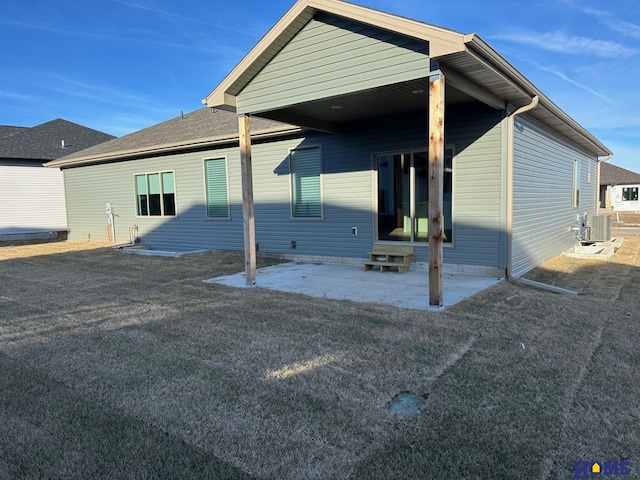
[
  {"left": 506, "top": 95, "right": 539, "bottom": 280},
  {"left": 505, "top": 96, "right": 577, "bottom": 295}
]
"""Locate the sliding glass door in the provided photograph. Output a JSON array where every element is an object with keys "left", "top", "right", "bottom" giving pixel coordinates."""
[
  {"left": 376, "top": 149, "right": 452, "bottom": 243},
  {"left": 376, "top": 153, "right": 410, "bottom": 242}
]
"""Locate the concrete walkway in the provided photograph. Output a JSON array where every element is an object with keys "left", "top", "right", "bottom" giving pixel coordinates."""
[{"left": 205, "top": 263, "right": 503, "bottom": 311}]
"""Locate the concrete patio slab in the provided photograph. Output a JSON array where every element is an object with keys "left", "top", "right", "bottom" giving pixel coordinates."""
[{"left": 204, "top": 263, "right": 504, "bottom": 311}]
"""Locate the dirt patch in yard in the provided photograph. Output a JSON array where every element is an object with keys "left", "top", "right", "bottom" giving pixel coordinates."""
[
  {"left": 0, "top": 240, "right": 114, "bottom": 260},
  {"left": 599, "top": 209, "right": 640, "bottom": 226},
  {"left": 1, "top": 238, "right": 639, "bottom": 479}
]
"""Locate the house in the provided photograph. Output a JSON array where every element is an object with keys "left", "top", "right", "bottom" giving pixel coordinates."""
[
  {"left": 47, "top": 0, "right": 610, "bottom": 305},
  {"left": 599, "top": 162, "right": 640, "bottom": 210},
  {"left": 0, "top": 119, "right": 114, "bottom": 239}
]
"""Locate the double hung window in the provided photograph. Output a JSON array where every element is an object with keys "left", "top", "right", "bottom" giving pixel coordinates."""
[
  {"left": 290, "top": 146, "right": 323, "bottom": 219},
  {"left": 204, "top": 158, "right": 230, "bottom": 219},
  {"left": 135, "top": 172, "right": 175, "bottom": 216}
]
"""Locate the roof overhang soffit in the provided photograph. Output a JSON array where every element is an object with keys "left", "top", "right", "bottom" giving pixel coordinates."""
[
  {"left": 202, "top": 0, "right": 466, "bottom": 111},
  {"left": 456, "top": 35, "right": 612, "bottom": 157}
]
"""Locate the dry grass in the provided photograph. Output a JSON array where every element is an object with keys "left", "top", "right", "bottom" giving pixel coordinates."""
[
  {"left": 1, "top": 237, "right": 639, "bottom": 479},
  {"left": 599, "top": 209, "right": 640, "bottom": 226}
]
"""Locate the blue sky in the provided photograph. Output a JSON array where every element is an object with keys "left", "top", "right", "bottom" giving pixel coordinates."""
[{"left": 1, "top": 0, "right": 638, "bottom": 171}]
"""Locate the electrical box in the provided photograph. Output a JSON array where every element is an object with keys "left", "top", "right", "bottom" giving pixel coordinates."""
[{"left": 106, "top": 203, "right": 113, "bottom": 215}]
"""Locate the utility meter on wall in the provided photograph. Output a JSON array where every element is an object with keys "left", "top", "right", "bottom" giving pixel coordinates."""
[{"left": 106, "top": 203, "right": 114, "bottom": 215}]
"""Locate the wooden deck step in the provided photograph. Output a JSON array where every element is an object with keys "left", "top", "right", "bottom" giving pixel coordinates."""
[{"left": 363, "top": 245, "right": 414, "bottom": 274}]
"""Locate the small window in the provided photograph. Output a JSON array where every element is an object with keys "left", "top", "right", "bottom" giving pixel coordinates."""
[
  {"left": 290, "top": 146, "right": 322, "bottom": 219},
  {"left": 135, "top": 171, "right": 176, "bottom": 217},
  {"left": 622, "top": 187, "right": 639, "bottom": 201},
  {"left": 204, "top": 158, "right": 230, "bottom": 219},
  {"left": 572, "top": 158, "right": 580, "bottom": 209}
]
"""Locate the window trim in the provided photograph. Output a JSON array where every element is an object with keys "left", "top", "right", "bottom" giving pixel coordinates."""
[
  {"left": 622, "top": 186, "right": 639, "bottom": 202},
  {"left": 572, "top": 158, "right": 581, "bottom": 209},
  {"left": 202, "top": 157, "right": 231, "bottom": 221},
  {"left": 133, "top": 170, "right": 177, "bottom": 218},
  {"left": 288, "top": 144, "right": 324, "bottom": 221}
]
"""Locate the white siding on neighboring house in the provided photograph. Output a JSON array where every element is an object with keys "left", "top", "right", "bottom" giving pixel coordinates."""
[
  {"left": 610, "top": 184, "right": 640, "bottom": 211},
  {"left": 0, "top": 165, "right": 67, "bottom": 234}
]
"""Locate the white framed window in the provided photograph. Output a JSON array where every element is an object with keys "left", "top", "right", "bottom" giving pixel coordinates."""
[
  {"left": 134, "top": 171, "right": 176, "bottom": 217},
  {"left": 622, "top": 187, "right": 639, "bottom": 201},
  {"left": 572, "top": 158, "right": 580, "bottom": 209},
  {"left": 204, "top": 158, "right": 230, "bottom": 219},
  {"left": 289, "top": 145, "right": 323, "bottom": 219}
]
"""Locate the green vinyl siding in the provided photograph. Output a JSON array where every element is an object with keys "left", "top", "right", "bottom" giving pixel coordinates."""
[
  {"left": 237, "top": 13, "right": 430, "bottom": 114},
  {"left": 204, "top": 158, "right": 230, "bottom": 219},
  {"left": 290, "top": 147, "right": 322, "bottom": 219},
  {"left": 63, "top": 106, "right": 505, "bottom": 268},
  {"left": 512, "top": 115, "right": 597, "bottom": 277}
]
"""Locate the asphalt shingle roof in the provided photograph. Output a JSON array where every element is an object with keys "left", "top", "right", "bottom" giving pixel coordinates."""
[
  {"left": 49, "top": 108, "right": 295, "bottom": 166},
  {"left": 600, "top": 162, "right": 640, "bottom": 186},
  {"left": 0, "top": 119, "right": 115, "bottom": 161},
  {"left": 0, "top": 126, "right": 28, "bottom": 140}
]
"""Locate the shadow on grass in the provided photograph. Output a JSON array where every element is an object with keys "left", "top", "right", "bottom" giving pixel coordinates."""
[
  {"left": 0, "top": 352, "right": 255, "bottom": 480},
  {"left": 0, "top": 238, "right": 639, "bottom": 479}
]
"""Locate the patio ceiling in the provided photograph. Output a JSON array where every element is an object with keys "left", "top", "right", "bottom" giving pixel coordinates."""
[{"left": 249, "top": 78, "right": 479, "bottom": 133}]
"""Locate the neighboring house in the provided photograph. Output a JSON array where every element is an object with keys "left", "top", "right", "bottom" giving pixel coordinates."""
[
  {"left": 48, "top": 0, "right": 610, "bottom": 300},
  {"left": 599, "top": 162, "right": 640, "bottom": 210},
  {"left": 0, "top": 119, "right": 114, "bottom": 237}
]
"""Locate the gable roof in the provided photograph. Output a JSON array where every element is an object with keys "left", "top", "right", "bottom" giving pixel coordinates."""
[
  {"left": 600, "top": 162, "right": 640, "bottom": 186},
  {"left": 203, "top": 0, "right": 610, "bottom": 157},
  {"left": 46, "top": 108, "right": 300, "bottom": 168},
  {"left": 0, "top": 119, "right": 115, "bottom": 161},
  {"left": 204, "top": 0, "right": 465, "bottom": 109}
]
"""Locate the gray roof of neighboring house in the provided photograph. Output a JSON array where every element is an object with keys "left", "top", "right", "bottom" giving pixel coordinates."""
[
  {"left": 0, "top": 125, "right": 28, "bottom": 140},
  {"left": 0, "top": 119, "right": 115, "bottom": 161},
  {"left": 47, "top": 108, "right": 299, "bottom": 168},
  {"left": 600, "top": 162, "right": 640, "bottom": 186}
]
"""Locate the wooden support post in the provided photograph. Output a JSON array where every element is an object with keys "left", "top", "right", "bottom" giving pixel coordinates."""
[
  {"left": 239, "top": 114, "right": 256, "bottom": 285},
  {"left": 428, "top": 73, "right": 445, "bottom": 306}
]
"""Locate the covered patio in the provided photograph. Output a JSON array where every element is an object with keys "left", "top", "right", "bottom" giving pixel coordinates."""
[
  {"left": 205, "top": 262, "right": 503, "bottom": 310},
  {"left": 202, "top": 0, "right": 534, "bottom": 306}
]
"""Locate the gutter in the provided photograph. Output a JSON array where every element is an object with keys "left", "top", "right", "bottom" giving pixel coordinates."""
[{"left": 463, "top": 35, "right": 612, "bottom": 157}]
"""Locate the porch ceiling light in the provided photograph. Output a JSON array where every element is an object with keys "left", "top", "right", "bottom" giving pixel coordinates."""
[
  {"left": 330, "top": 105, "right": 342, "bottom": 109},
  {"left": 412, "top": 89, "right": 425, "bottom": 94}
]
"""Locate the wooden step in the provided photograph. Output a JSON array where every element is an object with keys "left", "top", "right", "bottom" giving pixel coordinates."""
[
  {"left": 363, "top": 245, "right": 414, "bottom": 274},
  {"left": 363, "top": 260, "right": 410, "bottom": 274}
]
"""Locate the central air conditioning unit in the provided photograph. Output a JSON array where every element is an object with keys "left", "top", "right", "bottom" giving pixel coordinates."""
[{"left": 585, "top": 214, "right": 611, "bottom": 242}]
